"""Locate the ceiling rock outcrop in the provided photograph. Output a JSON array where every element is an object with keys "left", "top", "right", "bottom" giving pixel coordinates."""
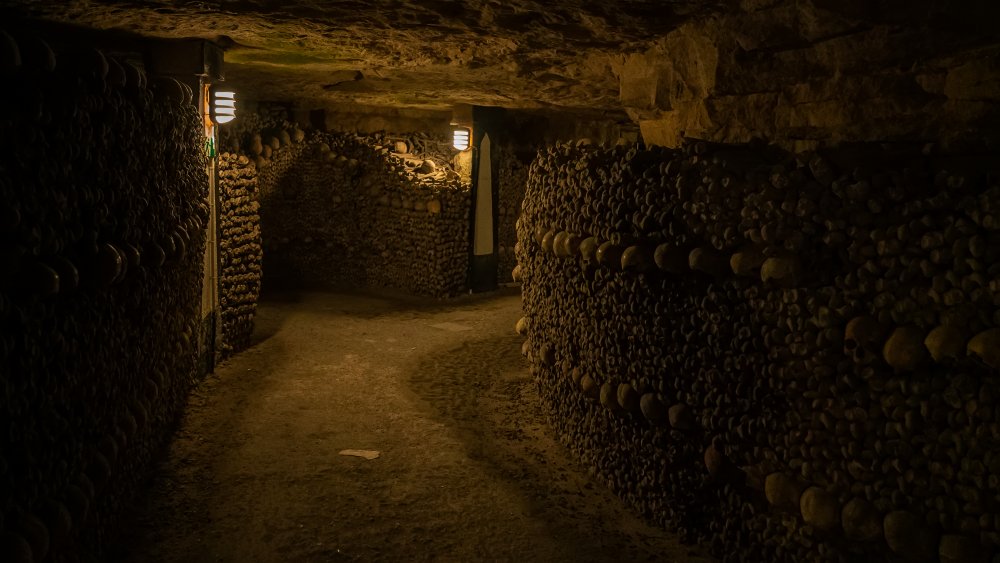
[
  {"left": 2, "top": 0, "right": 722, "bottom": 112},
  {"left": 4, "top": 0, "right": 998, "bottom": 148},
  {"left": 614, "top": 0, "right": 1000, "bottom": 148}
]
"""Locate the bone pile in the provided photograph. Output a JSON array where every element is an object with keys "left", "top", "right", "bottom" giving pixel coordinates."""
[
  {"left": 497, "top": 144, "right": 529, "bottom": 284},
  {"left": 516, "top": 139, "right": 1000, "bottom": 562},
  {"left": 0, "top": 30, "right": 208, "bottom": 561},
  {"left": 241, "top": 125, "right": 471, "bottom": 297},
  {"left": 217, "top": 153, "right": 262, "bottom": 357}
]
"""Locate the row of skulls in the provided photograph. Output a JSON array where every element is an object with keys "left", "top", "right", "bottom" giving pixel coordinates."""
[
  {"left": 515, "top": 138, "right": 1000, "bottom": 562},
  {"left": 1, "top": 29, "right": 209, "bottom": 561}
]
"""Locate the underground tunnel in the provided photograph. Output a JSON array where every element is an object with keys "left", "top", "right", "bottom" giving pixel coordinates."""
[{"left": 1, "top": 1, "right": 1000, "bottom": 562}]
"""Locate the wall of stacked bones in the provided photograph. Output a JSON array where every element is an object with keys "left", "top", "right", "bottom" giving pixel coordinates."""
[
  {"left": 222, "top": 119, "right": 472, "bottom": 298},
  {"left": 216, "top": 153, "right": 263, "bottom": 358},
  {"left": 516, "top": 140, "right": 1000, "bottom": 562},
  {"left": 496, "top": 144, "right": 529, "bottom": 284},
  {"left": 0, "top": 31, "right": 208, "bottom": 562}
]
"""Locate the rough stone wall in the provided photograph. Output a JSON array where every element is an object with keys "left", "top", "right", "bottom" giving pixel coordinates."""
[
  {"left": 617, "top": 2, "right": 1000, "bottom": 152},
  {"left": 516, "top": 140, "right": 1000, "bottom": 562},
  {"left": 217, "top": 153, "right": 263, "bottom": 358},
  {"left": 0, "top": 32, "right": 207, "bottom": 561},
  {"left": 312, "top": 104, "right": 454, "bottom": 138},
  {"left": 235, "top": 122, "right": 471, "bottom": 297}
]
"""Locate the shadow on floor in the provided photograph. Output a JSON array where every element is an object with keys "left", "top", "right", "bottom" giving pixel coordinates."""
[{"left": 405, "top": 331, "right": 709, "bottom": 563}]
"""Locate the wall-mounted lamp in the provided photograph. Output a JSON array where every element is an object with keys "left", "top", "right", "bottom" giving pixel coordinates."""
[
  {"left": 453, "top": 127, "right": 471, "bottom": 151},
  {"left": 210, "top": 87, "right": 236, "bottom": 124}
]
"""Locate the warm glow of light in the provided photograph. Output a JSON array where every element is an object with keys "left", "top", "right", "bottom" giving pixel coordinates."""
[
  {"left": 453, "top": 128, "right": 470, "bottom": 151},
  {"left": 211, "top": 89, "right": 237, "bottom": 125}
]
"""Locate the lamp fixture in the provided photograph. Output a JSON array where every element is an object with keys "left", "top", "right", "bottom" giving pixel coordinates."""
[
  {"left": 211, "top": 87, "right": 236, "bottom": 124},
  {"left": 453, "top": 127, "right": 470, "bottom": 151}
]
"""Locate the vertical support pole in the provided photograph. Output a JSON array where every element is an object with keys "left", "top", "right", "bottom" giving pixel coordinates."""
[
  {"left": 148, "top": 39, "right": 225, "bottom": 375},
  {"left": 467, "top": 106, "right": 505, "bottom": 293},
  {"left": 469, "top": 133, "right": 497, "bottom": 292},
  {"left": 201, "top": 82, "right": 220, "bottom": 372}
]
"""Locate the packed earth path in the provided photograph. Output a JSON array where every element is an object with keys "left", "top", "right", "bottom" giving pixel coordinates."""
[{"left": 108, "top": 289, "right": 707, "bottom": 563}]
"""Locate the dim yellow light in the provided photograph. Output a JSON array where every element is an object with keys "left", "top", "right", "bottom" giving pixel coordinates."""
[
  {"left": 453, "top": 127, "right": 470, "bottom": 151},
  {"left": 211, "top": 89, "right": 236, "bottom": 124}
]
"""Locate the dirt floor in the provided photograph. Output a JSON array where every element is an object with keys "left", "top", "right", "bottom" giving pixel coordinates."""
[{"left": 109, "top": 289, "right": 708, "bottom": 563}]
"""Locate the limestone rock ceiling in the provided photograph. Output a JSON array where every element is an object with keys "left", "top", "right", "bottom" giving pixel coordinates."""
[{"left": 5, "top": 0, "right": 725, "bottom": 111}]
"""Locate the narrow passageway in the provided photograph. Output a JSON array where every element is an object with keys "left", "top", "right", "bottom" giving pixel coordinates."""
[{"left": 109, "top": 290, "right": 705, "bottom": 563}]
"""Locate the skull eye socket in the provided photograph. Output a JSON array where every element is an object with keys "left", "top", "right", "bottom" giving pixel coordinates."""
[{"left": 844, "top": 339, "right": 858, "bottom": 351}]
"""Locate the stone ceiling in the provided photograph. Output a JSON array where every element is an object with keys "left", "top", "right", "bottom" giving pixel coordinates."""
[{"left": 3, "top": 0, "right": 727, "bottom": 112}]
